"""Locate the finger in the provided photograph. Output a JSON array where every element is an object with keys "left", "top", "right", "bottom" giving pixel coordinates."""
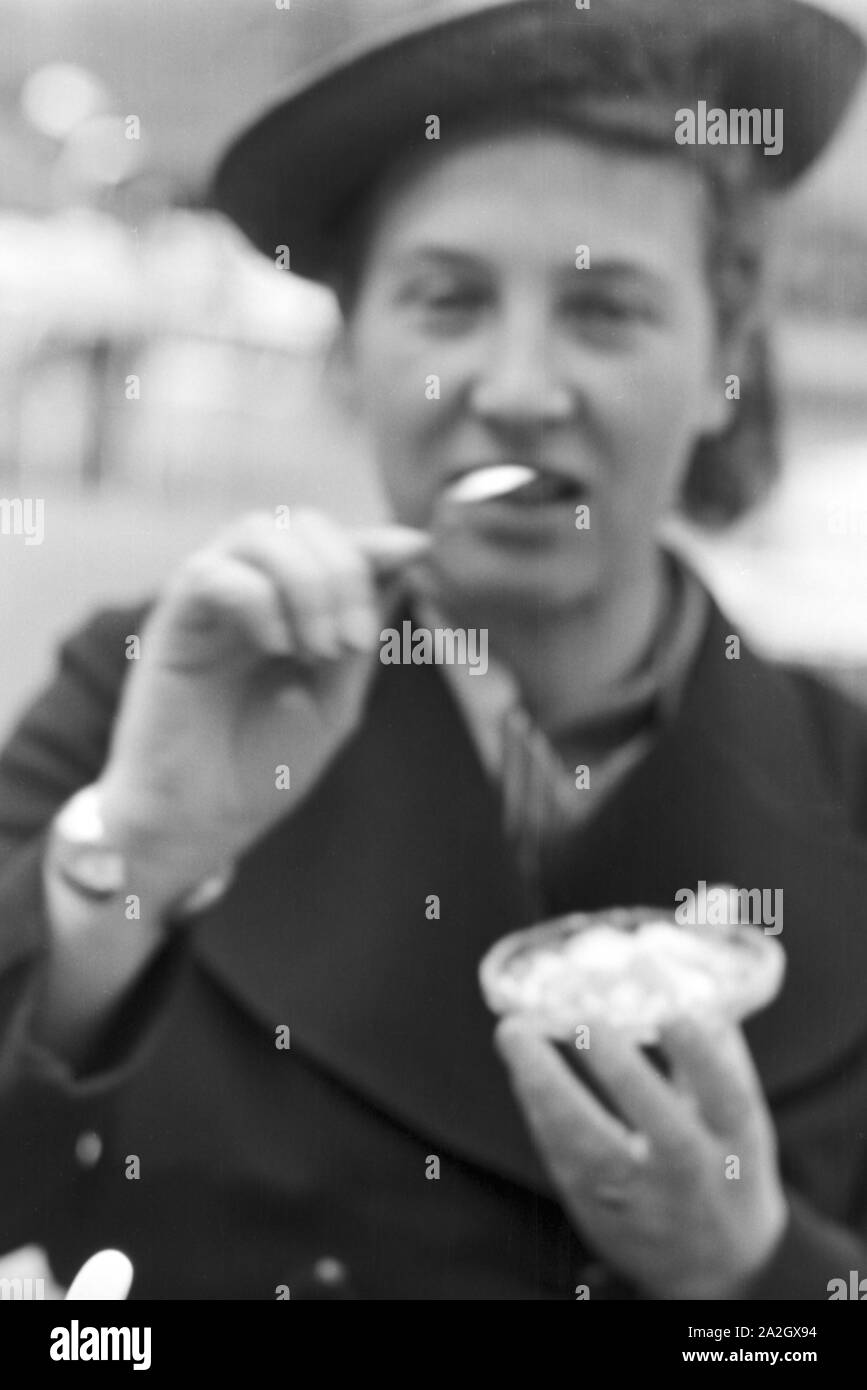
[
  {"left": 228, "top": 520, "right": 344, "bottom": 661},
  {"left": 661, "top": 1011, "right": 768, "bottom": 1140},
  {"left": 495, "top": 1018, "right": 645, "bottom": 1191},
  {"left": 575, "top": 1012, "right": 702, "bottom": 1156},
  {"left": 162, "top": 553, "right": 295, "bottom": 663},
  {"left": 355, "top": 525, "right": 432, "bottom": 577},
  {"left": 293, "top": 510, "right": 381, "bottom": 653},
  {"left": 65, "top": 1249, "right": 133, "bottom": 1300}
]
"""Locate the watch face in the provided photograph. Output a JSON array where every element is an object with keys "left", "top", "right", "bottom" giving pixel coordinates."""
[{"left": 479, "top": 906, "right": 786, "bottom": 1045}]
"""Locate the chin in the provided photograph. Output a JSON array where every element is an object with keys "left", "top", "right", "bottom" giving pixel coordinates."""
[{"left": 432, "top": 545, "right": 604, "bottom": 618}]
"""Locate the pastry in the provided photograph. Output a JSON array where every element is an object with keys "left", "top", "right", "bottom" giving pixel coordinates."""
[{"left": 479, "top": 904, "right": 786, "bottom": 1045}]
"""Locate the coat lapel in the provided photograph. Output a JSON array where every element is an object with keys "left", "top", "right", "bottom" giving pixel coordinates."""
[
  {"left": 193, "top": 598, "right": 867, "bottom": 1191},
  {"left": 193, "top": 642, "right": 553, "bottom": 1192}
]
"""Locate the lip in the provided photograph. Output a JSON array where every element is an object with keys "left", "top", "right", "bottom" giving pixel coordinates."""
[{"left": 443, "top": 495, "right": 587, "bottom": 548}]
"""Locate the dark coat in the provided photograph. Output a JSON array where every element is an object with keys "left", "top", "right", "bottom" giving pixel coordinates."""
[{"left": 1, "top": 594, "right": 866, "bottom": 1300}]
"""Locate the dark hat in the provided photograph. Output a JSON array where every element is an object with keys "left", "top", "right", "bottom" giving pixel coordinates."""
[{"left": 211, "top": 0, "right": 866, "bottom": 282}]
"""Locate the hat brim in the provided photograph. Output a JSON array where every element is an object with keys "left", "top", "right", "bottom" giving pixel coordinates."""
[{"left": 211, "top": 0, "right": 866, "bottom": 281}]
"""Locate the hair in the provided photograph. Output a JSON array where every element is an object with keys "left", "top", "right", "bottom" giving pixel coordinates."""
[{"left": 326, "top": 5, "right": 782, "bottom": 527}]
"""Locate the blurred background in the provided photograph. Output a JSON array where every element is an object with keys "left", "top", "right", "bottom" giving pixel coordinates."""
[{"left": 1, "top": 0, "right": 867, "bottom": 740}]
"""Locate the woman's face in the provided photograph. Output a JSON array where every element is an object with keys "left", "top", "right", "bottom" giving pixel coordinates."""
[{"left": 341, "top": 127, "right": 730, "bottom": 614}]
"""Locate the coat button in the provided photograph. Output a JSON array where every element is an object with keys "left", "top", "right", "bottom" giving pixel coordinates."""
[
  {"left": 312, "top": 1256, "right": 348, "bottom": 1289},
  {"left": 74, "top": 1131, "right": 103, "bottom": 1168}
]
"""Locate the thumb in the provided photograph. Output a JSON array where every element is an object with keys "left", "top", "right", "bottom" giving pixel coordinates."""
[{"left": 355, "top": 525, "right": 432, "bottom": 578}]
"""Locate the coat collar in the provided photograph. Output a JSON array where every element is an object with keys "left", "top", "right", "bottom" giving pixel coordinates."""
[{"left": 192, "top": 595, "right": 867, "bottom": 1190}]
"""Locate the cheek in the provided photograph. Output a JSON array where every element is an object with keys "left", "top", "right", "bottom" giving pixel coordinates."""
[
  {"left": 355, "top": 342, "right": 465, "bottom": 513},
  {"left": 354, "top": 329, "right": 442, "bottom": 440},
  {"left": 605, "top": 325, "right": 718, "bottom": 485},
  {"left": 347, "top": 334, "right": 445, "bottom": 522}
]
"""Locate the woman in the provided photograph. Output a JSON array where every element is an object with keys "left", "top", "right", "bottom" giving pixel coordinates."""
[{"left": 1, "top": 0, "right": 866, "bottom": 1300}]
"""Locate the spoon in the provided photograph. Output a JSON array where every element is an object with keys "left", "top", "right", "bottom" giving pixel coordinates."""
[
  {"left": 442, "top": 465, "right": 539, "bottom": 505},
  {"left": 351, "top": 466, "right": 542, "bottom": 588}
]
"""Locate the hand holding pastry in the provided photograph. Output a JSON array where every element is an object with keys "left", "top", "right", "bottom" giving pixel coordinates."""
[{"left": 495, "top": 1008, "right": 788, "bottom": 1300}]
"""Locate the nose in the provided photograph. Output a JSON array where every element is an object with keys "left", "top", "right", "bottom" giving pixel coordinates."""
[{"left": 469, "top": 300, "right": 574, "bottom": 428}]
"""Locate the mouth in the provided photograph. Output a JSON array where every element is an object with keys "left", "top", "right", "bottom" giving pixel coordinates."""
[{"left": 443, "top": 464, "right": 589, "bottom": 508}]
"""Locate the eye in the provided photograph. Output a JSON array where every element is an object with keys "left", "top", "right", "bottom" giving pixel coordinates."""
[
  {"left": 425, "top": 288, "right": 483, "bottom": 310},
  {"left": 419, "top": 283, "right": 488, "bottom": 316},
  {"left": 561, "top": 291, "right": 658, "bottom": 343},
  {"left": 566, "top": 295, "right": 643, "bottom": 322},
  {"left": 397, "top": 272, "right": 490, "bottom": 324}
]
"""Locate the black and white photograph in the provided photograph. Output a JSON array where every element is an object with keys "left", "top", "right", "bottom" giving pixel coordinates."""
[{"left": 1, "top": 0, "right": 867, "bottom": 1344}]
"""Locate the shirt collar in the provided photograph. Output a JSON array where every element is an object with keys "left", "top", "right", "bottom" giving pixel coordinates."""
[{"left": 409, "top": 548, "right": 709, "bottom": 775}]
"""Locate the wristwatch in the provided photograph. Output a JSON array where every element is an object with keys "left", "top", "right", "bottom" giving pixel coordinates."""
[{"left": 49, "top": 785, "right": 235, "bottom": 920}]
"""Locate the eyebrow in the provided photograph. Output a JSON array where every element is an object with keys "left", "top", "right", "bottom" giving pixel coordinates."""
[
  {"left": 390, "top": 247, "right": 489, "bottom": 276},
  {"left": 391, "top": 246, "right": 673, "bottom": 291}
]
